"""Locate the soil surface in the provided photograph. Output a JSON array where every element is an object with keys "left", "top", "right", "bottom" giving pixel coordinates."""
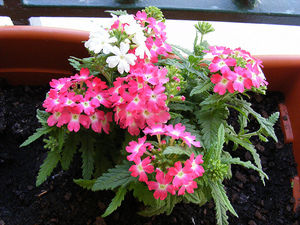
[{"left": 0, "top": 78, "right": 299, "bottom": 225}]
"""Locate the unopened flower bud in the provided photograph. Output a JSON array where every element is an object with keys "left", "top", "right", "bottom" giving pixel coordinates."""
[
  {"left": 176, "top": 86, "right": 181, "bottom": 91},
  {"left": 181, "top": 96, "right": 186, "bottom": 101}
]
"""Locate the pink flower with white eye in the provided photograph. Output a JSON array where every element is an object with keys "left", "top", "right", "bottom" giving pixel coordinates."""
[
  {"left": 43, "top": 89, "right": 61, "bottom": 113},
  {"left": 232, "top": 66, "right": 253, "bottom": 93},
  {"left": 126, "top": 136, "right": 150, "bottom": 161},
  {"left": 123, "top": 91, "right": 146, "bottom": 114},
  {"left": 129, "top": 156, "right": 154, "bottom": 182},
  {"left": 143, "top": 124, "right": 165, "bottom": 136},
  {"left": 70, "top": 68, "right": 93, "bottom": 83},
  {"left": 135, "top": 11, "right": 147, "bottom": 22},
  {"left": 139, "top": 107, "right": 160, "bottom": 127},
  {"left": 75, "top": 93, "right": 95, "bottom": 116},
  {"left": 144, "top": 84, "right": 168, "bottom": 112},
  {"left": 178, "top": 180, "right": 198, "bottom": 195},
  {"left": 180, "top": 132, "right": 201, "bottom": 148},
  {"left": 127, "top": 120, "right": 144, "bottom": 136},
  {"left": 168, "top": 161, "right": 193, "bottom": 188},
  {"left": 210, "top": 70, "right": 235, "bottom": 95},
  {"left": 208, "top": 56, "right": 236, "bottom": 74},
  {"left": 59, "top": 108, "right": 90, "bottom": 132},
  {"left": 205, "top": 46, "right": 232, "bottom": 56},
  {"left": 89, "top": 110, "right": 105, "bottom": 133},
  {"left": 147, "top": 171, "right": 176, "bottom": 200},
  {"left": 47, "top": 111, "right": 62, "bottom": 126},
  {"left": 101, "top": 112, "right": 112, "bottom": 134},
  {"left": 49, "top": 77, "right": 71, "bottom": 94},
  {"left": 165, "top": 123, "right": 186, "bottom": 140},
  {"left": 184, "top": 153, "right": 205, "bottom": 178}
]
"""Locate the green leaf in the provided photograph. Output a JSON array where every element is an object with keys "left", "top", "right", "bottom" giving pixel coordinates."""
[
  {"left": 225, "top": 133, "right": 266, "bottom": 184},
  {"left": 36, "top": 109, "right": 50, "bottom": 125},
  {"left": 221, "top": 157, "right": 268, "bottom": 180},
  {"left": 92, "top": 161, "right": 136, "bottom": 191},
  {"left": 234, "top": 99, "right": 278, "bottom": 142},
  {"left": 163, "top": 145, "right": 193, "bottom": 157},
  {"left": 132, "top": 181, "right": 158, "bottom": 206},
  {"left": 105, "top": 10, "right": 128, "bottom": 16},
  {"left": 216, "top": 124, "right": 225, "bottom": 158},
  {"left": 36, "top": 148, "right": 61, "bottom": 186},
  {"left": 102, "top": 187, "right": 127, "bottom": 217},
  {"left": 168, "top": 102, "right": 194, "bottom": 112},
  {"left": 20, "top": 125, "right": 54, "bottom": 147},
  {"left": 138, "top": 195, "right": 181, "bottom": 217},
  {"left": 73, "top": 179, "right": 96, "bottom": 190},
  {"left": 79, "top": 134, "right": 95, "bottom": 180},
  {"left": 195, "top": 107, "right": 228, "bottom": 150},
  {"left": 184, "top": 188, "right": 208, "bottom": 206},
  {"left": 61, "top": 132, "right": 79, "bottom": 170},
  {"left": 171, "top": 43, "right": 193, "bottom": 56},
  {"left": 190, "top": 79, "right": 214, "bottom": 97},
  {"left": 209, "top": 181, "right": 238, "bottom": 225}
]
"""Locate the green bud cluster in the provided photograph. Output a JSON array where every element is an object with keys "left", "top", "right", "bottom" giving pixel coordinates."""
[
  {"left": 205, "top": 159, "right": 229, "bottom": 181},
  {"left": 164, "top": 65, "right": 186, "bottom": 103},
  {"left": 43, "top": 136, "right": 59, "bottom": 151},
  {"left": 143, "top": 6, "right": 164, "bottom": 21}
]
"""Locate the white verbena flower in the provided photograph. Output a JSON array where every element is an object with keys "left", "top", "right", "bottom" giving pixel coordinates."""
[
  {"left": 106, "top": 42, "right": 137, "bottom": 74},
  {"left": 132, "top": 33, "right": 151, "bottom": 59},
  {"left": 84, "top": 27, "right": 117, "bottom": 54}
]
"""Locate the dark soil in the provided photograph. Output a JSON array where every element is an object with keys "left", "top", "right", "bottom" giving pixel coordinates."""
[{"left": 0, "top": 78, "right": 299, "bottom": 225}]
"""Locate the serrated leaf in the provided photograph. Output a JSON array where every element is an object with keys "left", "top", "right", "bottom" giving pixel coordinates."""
[
  {"left": 61, "top": 132, "right": 79, "bottom": 170},
  {"left": 138, "top": 195, "right": 181, "bottom": 217},
  {"left": 163, "top": 145, "right": 193, "bottom": 156},
  {"left": 190, "top": 79, "right": 214, "bottom": 97},
  {"left": 79, "top": 134, "right": 95, "bottom": 180},
  {"left": 92, "top": 161, "right": 136, "bottom": 191},
  {"left": 20, "top": 125, "right": 54, "bottom": 147},
  {"left": 105, "top": 10, "right": 128, "bottom": 16},
  {"left": 168, "top": 102, "right": 194, "bottom": 112},
  {"left": 133, "top": 181, "right": 158, "bottom": 206},
  {"left": 195, "top": 107, "right": 228, "bottom": 150},
  {"left": 184, "top": 188, "right": 208, "bottom": 206},
  {"left": 73, "top": 179, "right": 96, "bottom": 190},
  {"left": 225, "top": 133, "right": 266, "bottom": 184},
  {"left": 171, "top": 43, "right": 193, "bottom": 56},
  {"left": 234, "top": 99, "right": 278, "bottom": 142},
  {"left": 209, "top": 181, "right": 238, "bottom": 225},
  {"left": 102, "top": 187, "right": 127, "bottom": 217},
  {"left": 36, "top": 149, "right": 61, "bottom": 186},
  {"left": 36, "top": 109, "right": 50, "bottom": 125},
  {"left": 221, "top": 157, "right": 268, "bottom": 180},
  {"left": 268, "top": 112, "right": 280, "bottom": 125}
]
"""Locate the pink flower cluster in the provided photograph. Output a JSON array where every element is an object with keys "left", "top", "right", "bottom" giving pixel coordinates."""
[
  {"left": 43, "top": 68, "right": 112, "bottom": 133},
  {"left": 109, "top": 64, "right": 171, "bottom": 136},
  {"left": 206, "top": 46, "right": 268, "bottom": 95},
  {"left": 133, "top": 11, "right": 172, "bottom": 62},
  {"left": 126, "top": 123, "right": 204, "bottom": 200}
]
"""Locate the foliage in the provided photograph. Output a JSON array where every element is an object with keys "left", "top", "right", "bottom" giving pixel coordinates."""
[{"left": 21, "top": 6, "right": 279, "bottom": 225}]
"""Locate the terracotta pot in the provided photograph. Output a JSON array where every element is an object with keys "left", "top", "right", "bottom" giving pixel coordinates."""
[
  {"left": 0, "top": 26, "right": 89, "bottom": 85},
  {"left": 1, "top": 25, "right": 300, "bottom": 207}
]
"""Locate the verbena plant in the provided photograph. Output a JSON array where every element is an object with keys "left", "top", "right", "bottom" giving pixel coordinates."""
[{"left": 21, "top": 7, "right": 279, "bottom": 225}]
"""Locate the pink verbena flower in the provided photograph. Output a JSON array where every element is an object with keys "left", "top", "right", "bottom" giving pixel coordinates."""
[
  {"left": 184, "top": 153, "right": 205, "bottom": 178},
  {"left": 208, "top": 56, "right": 236, "bottom": 74},
  {"left": 129, "top": 156, "right": 154, "bottom": 182},
  {"left": 168, "top": 161, "right": 193, "bottom": 188},
  {"left": 178, "top": 180, "right": 198, "bottom": 195},
  {"left": 126, "top": 136, "right": 151, "bottom": 161},
  {"left": 164, "top": 123, "right": 186, "bottom": 140},
  {"left": 147, "top": 171, "right": 176, "bottom": 200}
]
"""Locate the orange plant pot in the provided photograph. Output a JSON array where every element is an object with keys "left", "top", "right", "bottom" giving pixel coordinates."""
[{"left": 1, "top": 26, "right": 300, "bottom": 208}]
